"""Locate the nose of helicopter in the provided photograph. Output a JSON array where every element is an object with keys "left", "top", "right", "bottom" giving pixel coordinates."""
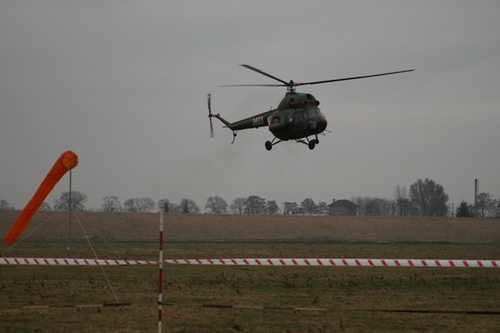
[{"left": 314, "top": 117, "right": 328, "bottom": 133}]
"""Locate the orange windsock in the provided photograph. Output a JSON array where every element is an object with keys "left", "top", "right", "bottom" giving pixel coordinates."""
[{"left": 3, "top": 151, "right": 78, "bottom": 245}]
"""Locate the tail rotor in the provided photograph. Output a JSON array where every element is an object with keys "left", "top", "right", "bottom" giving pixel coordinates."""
[{"left": 208, "top": 94, "right": 214, "bottom": 138}]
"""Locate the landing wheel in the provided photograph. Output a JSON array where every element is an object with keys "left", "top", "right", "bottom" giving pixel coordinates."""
[
  {"left": 308, "top": 140, "right": 316, "bottom": 150},
  {"left": 265, "top": 141, "right": 273, "bottom": 151},
  {"left": 308, "top": 138, "right": 319, "bottom": 150}
]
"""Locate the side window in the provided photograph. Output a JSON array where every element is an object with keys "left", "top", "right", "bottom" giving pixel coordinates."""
[{"left": 296, "top": 112, "right": 303, "bottom": 122}]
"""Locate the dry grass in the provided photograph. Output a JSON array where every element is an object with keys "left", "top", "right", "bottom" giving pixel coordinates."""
[
  {"left": 1, "top": 212, "right": 500, "bottom": 332},
  {"left": 1, "top": 211, "right": 500, "bottom": 243},
  {"left": 1, "top": 242, "right": 500, "bottom": 332}
]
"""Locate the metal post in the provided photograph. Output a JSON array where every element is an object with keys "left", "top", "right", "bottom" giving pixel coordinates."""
[
  {"left": 158, "top": 211, "right": 164, "bottom": 332},
  {"left": 474, "top": 179, "right": 479, "bottom": 218},
  {"left": 68, "top": 169, "right": 72, "bottom": 304}
]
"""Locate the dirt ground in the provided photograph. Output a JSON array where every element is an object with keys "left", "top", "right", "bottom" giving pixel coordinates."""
[{"left": 1, "top": 210, "right": 499, "bottom": 243}]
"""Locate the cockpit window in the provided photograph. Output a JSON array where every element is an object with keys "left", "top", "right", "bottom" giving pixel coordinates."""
[
  {"left": 308, "top": 108, "right": 318, "bottom": 118},
  {"left": 296, "top": 108, "right": 323, "bottom": 123}
]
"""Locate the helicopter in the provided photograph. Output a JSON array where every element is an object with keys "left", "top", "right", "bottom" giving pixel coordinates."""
[{"left": 208, "top": 64, "right": 414, "bottom": 151}]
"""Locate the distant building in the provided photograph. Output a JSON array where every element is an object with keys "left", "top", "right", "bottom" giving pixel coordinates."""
[{"left": 328, "top": 199, "right": 358, "bottom": 216}]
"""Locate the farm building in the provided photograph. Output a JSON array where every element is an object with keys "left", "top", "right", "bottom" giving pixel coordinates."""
[{"left": 328, "top": 199, "right": 358, "bottom": 216}]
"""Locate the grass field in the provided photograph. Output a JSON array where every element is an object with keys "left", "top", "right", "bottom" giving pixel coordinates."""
[
  {"left": 2, "top": 211, "right": 500, "bottom": 243},
  {"left": 1, "top": 241, "right": 500, "bottom": 332}
]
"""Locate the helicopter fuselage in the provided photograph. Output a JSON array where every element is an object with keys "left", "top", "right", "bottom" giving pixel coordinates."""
[{"left": 215, "top": 91, "right": 327, "bottom": 143}]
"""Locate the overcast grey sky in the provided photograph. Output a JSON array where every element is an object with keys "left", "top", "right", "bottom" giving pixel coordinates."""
[{"left": 1, "top": 1, "right": 499, "bottom": 212}]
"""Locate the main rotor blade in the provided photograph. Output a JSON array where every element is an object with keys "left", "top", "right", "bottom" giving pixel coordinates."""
[
  {"left": 295, "top": 69, "right": 415, "bottom": 86},
  {"left": 219, "top": 84, "right": 287, "bottom": 88},
  {"left": 240, "top": 64, "right": 290, "bottom": 86}
]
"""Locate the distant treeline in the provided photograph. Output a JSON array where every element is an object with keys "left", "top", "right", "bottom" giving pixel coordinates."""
[{"left": 1, "top": 178, "right": 499, "bottom": 217}]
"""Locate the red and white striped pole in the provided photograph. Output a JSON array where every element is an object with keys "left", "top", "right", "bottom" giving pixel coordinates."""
[{"left": 157, "top": 211, "right": 164, "bottom": 333}]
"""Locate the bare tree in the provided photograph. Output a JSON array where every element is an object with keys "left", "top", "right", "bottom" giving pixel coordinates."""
[
  {"left": 0, "top": 199, "right": 14, "bottom": 210},
  {"left": 54, "top": 191, "right": 87, "bottom": 211},
  {"left": 180, "top": 198, "right": 200, "bottom": 214},
  {"left": 351, "top": 196, "right": 370, "bottom": 216},
  {"left": 409, "top": 178, "right": 449, "bottom": 216},
  {"left": 317, "top": 201, "right": 328, "bottom": 215},
  {"left": 494, "top": 200, "right": 500, "bottom": 217},
  {"left": 365, "top": 197, "right": 384, "bottom": 216},
  {"left": 352, "top": 196, "right": 396, "bottom": 216},
  {"left": 266, "top": 200, "right": 280, "bottom": 214},
  {"left": 244, "top": 196, "right": 267, "bottom": 214},
  {"left": 205, "top": 195, "right": 228, "bottom": 214},
  {"left": 301, "top": 198, "right": 317, "bottom": 215},
  {"left": 157, "top": 199, "right": 170, "bottom": 213},
  {"left": 123, "top": 198, "right": 155, "bottom": 213},
  {"left": 394, "top": 185, "right": 416, "bottom": 216},
  {"left": 230, "top": 197, "right": 247, "bottom": 214},
  {"left": 39, "top": 202, "right": 51, "bottom": 211},
  {"left": 282, "top": 202, "right": 300, "bottom": 215},
  {"left": 476, "top": 193, "right": 495, "bottom": 217},
  {"left": 169, "top": 203, "right": 182, "bottom": 213},
  {"left": 101, "top": 196, "right": 121, "bottom": 212}
]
